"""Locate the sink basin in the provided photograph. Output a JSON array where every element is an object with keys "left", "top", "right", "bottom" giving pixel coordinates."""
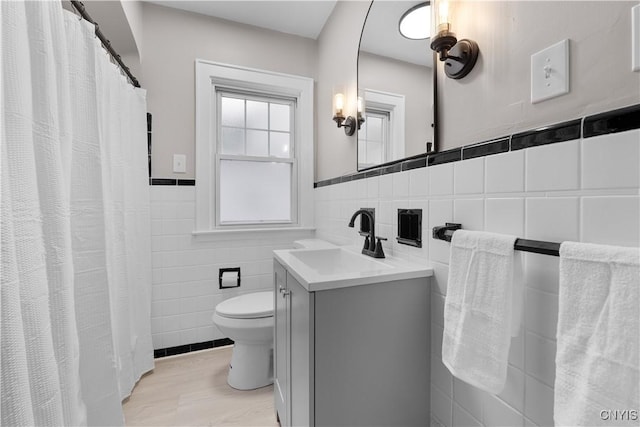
[
  {"left": 273, "top": 245, "right": 432, "bottom": 292},
  {"left": 290, "top": 248, "right": 392, "bottom": 275}
]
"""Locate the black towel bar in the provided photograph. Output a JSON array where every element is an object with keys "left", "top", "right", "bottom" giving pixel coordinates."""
[{"left": 432, "top": 223, "right": 561, "bottom": 257}]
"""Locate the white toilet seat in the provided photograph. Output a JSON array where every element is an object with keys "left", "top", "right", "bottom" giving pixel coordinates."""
[{"left": 215, "top": 291, "right": 273, "bottom": 319}]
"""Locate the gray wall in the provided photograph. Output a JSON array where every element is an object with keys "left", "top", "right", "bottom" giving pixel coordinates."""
[
  {"left": 437, "top": 1, "right": 640, "bottom": 151},
  {"left": 358, "top": 51, "right": 433, "bottom": 158},
  {"left": 140, "top": 2, "right": 318, "bottom": 179}
]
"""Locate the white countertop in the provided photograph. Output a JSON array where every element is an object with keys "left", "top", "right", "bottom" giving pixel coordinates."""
[{"left": 273, "top": 245, "right": 433, "bottom": 292}]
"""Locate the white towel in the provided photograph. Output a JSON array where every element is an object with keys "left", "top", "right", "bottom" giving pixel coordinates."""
[
  {"left": 442, "top": 230, "right": 523, "bottom": 394},
  {"left": 555, "top": 242, "right": 640, "bottom": 427}
]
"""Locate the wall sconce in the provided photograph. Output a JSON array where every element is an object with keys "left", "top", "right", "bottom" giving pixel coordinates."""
[
  {"left": 430, "top": 0, "right": 479, "bottom": 79},
  {"left": 333, "top": 93, "right": 356, "bottom": 136}
]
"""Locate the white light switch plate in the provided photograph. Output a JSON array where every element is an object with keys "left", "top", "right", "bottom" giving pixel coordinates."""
[
  {"left": 531, "top": 39, "right": 570, "bottom": 104},
  {"left": 173, "top": 154, "right": 186, "bottom": 173},
  {"left": 633, "top": 5, "right": 640, "bottom": 72}
]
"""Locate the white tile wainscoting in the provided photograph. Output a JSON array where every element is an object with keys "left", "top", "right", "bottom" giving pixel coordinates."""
[
  {"left": 149, "top": 185, "right": 312, "bottom": 351},
  {"left": 314, "top": 128, "right": 640, "bottom": 427}
]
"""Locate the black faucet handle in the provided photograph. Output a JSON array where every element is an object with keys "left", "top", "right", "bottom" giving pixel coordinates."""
[
  {"left": 363, "top": 235, "right": 371, "bottom": 251},
  {"left": 373, "top": 237, "right": 386, "bottom": 258}
]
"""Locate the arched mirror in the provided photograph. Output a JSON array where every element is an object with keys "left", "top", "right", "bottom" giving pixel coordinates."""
[{"left": 357, "top": 0, "right": 436, "bottom": 171}]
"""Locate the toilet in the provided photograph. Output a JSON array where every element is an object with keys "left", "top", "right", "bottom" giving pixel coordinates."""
[{"left": 212, "top": 291, "right": 274, "bottom": 390}]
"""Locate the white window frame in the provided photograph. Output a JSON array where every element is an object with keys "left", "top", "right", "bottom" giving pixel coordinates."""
[{"left": 195, "top": 60, "right": 314, "bottom": 236}]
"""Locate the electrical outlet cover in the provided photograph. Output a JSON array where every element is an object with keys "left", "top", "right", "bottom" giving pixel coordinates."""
[
  {"left": 531, "top": 39, "right": 570, "bottom": 104},
  {"left": 173, "top": 154, "right": 186, "bottom": 173}
]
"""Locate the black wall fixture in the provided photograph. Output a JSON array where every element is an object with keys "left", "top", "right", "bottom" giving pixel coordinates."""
[
  {"left": 147, "top": 113, "right": 152, "bottom": 177},
  {"left": 429, "top": 0, "right": 479, "bottom": 80},
  {"left": 219, "top": 267, "right": 241, "bottom": 289},
  {"left": 397, "top": 209, "right": 422, "bottom": 247}
]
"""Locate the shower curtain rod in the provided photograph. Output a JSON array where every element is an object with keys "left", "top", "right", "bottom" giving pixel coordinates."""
[
  {"left": 432, "top": 223, "right": 562, "bottom": 256},
  {"left": 69, "top": 0, "right": 140, "bottom": 88}
]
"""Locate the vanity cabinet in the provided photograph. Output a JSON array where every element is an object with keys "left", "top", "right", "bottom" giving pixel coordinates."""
[
  {"left": 273, "top": 259, "right": 430, "bottom": 427},
  {"left": 274, "top": 260, "right": 314, "bottom": 427}
]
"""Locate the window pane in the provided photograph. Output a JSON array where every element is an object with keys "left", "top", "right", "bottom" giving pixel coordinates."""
[
  {"left": 220, "top": 160, "right": 291, "bottom": 223},
  {"left": 359, "top": 123, "right": 367, "bottom": 140},
  {"left": 221, "top": 97, "right": 244, "bottom": 127},
  {"left": 270, "top": 132, "right": 290, "bottom": 158},
  {"left": 246, "top": 130, "right": 268, "bottom": 157},
  {"left": 221, "top": 127, "right": 244, "bottom": 154},
  {"left": 367, "top": 140, "right": 383, "bottom": 165},
  {"left": 367, "top": 116, "right": 383, "bottom": 142},
  {"left": 270, "top": 103, "right": 290, "bottom": 131},
  {"left": 247, "top": 100, "right": 268, "bottom": 129}
]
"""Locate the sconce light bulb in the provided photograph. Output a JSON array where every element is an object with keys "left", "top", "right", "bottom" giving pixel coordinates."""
[
  {"left": 357, "top": 97, "right": 363, "bottom": 114},
  {"left": 438, "top": 0, "right": 449, "bottom": 26},
  {"left": 436, "top": 22, "right": 451, "bottom": 35},
  {"left": 334, "top": 93, "right": 344, "bottom": 115}
]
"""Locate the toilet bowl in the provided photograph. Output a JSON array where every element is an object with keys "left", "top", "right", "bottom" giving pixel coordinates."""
[{"left": 212, "top": 291, "right": 274, "bottom": 390}]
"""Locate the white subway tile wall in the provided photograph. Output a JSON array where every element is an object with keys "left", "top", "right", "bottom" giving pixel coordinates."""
[
  {"left": 525, "top": 140, "right": 580, "bottom": 192},
  {"left": 485, "top": 150, "right": 525, "bottom": 194},
  {"left": 150, "top": 185, "right": 312, "bottom": 350},
  {"left": 454, "top": 157, "right": 485, "bottom": 195},
  {"left": 314, "top": 129, "right": 639, "bottom": 427}
]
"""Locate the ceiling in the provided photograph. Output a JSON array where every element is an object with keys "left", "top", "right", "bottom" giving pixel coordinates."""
[
  {"left": 141, "top": 1, "right": 431, "bottom": 67},
  {"left": 144, "top": 0, "right": 337, "bottom": 40}
]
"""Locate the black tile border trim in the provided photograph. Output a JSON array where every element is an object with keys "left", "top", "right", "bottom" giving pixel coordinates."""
[
  {"left": 153, "top": 338, "right": 234, "bottom": 359},
  {"left": 402, "top": 157, "right": 427, "bottom": 171},
  {"left": 510, "top": 119, "right": 581, "bottom": 151},
  {"left": 149, "top": 178, "right": 196, "bottom": 186},
  {"left": 583, "top": 104, "right": 640, "bottom": 138},
  {"left": 380, "top": 163, "right": 402, "bottom": 175},
  {"left": 463, "top": 138, "right": 509, "bottom": 160},
  {"left": 428, "top": 148, "right": 462, "bottom": 166},
  {"left": 150, "top": 178, "right": 177, "bottom": 186},
  {"left": 314, "top": 103, "right": 640, "bottom": 188}
]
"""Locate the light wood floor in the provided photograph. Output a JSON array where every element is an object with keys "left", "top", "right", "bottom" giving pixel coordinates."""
[{"left": 123, "top": 346, "right": 279, "bottom": 427}]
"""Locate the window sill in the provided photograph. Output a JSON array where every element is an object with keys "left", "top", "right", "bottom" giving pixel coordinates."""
[{"left": 192, "top": 226, "right": 315, "bottom": 241}]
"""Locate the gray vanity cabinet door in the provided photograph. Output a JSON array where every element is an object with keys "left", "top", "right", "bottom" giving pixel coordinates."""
[
  {"left": 273, "top": 261, "right": 289, "bottom": 426},
  {"left": 287, "top": 273, "right": 314, "bottom": 427},
  {"left": 313, "top": 278, "right": 430, "bottom": 427},
  {"left": 274, "top": 260, "right": 314, "bottom": 427}
]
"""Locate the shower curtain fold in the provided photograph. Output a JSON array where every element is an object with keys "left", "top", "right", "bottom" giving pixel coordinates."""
[{"left": 1, "top": 2, "right": 153, "bottom": 425}]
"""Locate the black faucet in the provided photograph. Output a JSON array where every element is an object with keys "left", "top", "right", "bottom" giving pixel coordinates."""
[{"left": 348, "top": 209, "right": 386, "bottom": 258}]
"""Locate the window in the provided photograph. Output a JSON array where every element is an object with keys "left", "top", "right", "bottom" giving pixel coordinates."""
[
  {"left": 195, "top": 60, "right": 314, "bottom": 235},
  {"left": 217, "top": 91, "right": 296, "bottom": 225},
  {"left": 357, "top": 89, "right": 405, "bottom": 169}
]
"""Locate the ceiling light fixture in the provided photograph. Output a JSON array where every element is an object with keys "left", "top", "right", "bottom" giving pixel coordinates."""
[{"left": 399, "top": 2, "right": 431, "bottom": 40}]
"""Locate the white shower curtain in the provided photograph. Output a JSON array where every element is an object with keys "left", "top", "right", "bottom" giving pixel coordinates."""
[{"left": 1, "top": 2, "right": 153, "bottom": 426}]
